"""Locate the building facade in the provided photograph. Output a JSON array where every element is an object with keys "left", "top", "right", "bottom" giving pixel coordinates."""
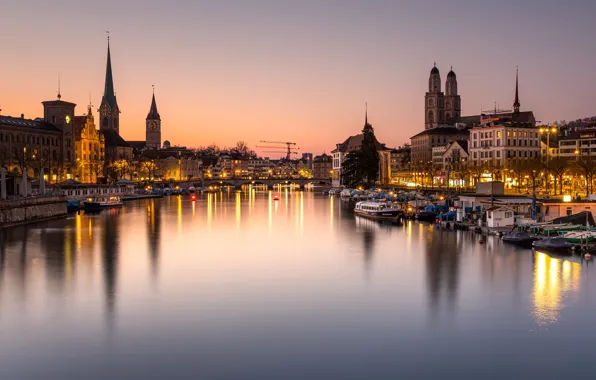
[
  {"left": 42, "top": 97, "right": 76, "bottom": 175},
  {"left": 559, "top": 129, "right": 596, "bottom": 157},
  {"left": 0, "top": 115, "right": 64, "bottom": 180},
  {"left": 74, "top": 105, "right": 105, "bottom": 183},
  {"left": 313, "top": 153, "right": 332, "bottom": 179},
  {"left": 410, "top": 126, "right": 469, "bottom": 164},
  {"left": 468, "top": 121, "right": 540, "bottom": 166}
]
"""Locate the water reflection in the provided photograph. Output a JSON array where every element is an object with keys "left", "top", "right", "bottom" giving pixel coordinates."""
[
  {"left": 102, "top": 209, "right": 121, "bottom": 325},
  {"left": 424, "top": 226, "right": 460, "bottom": 316},
  {"left": 1, "top": 192, "right": 596, "bottom": 378},
  {"left": 147, "top": 200, "right": 161, "bottom": 284},
  {"left": 532, "top": 251, "right": 581, "bottom": 325}
]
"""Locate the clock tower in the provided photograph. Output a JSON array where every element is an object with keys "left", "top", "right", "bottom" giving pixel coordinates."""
[
  {"left": 145, "top": 88, "right": 161, "bottom": 149},
  {"left": 98, "top": 37, "right": 121, "bottom": 134}
]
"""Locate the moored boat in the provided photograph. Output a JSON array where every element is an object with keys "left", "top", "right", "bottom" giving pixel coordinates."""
[
  {"left": 66, "top": 200, "right": 81, "bottom": 212},
  {"left": 502, "top": 231, "right": 538, "bottom": 248},
  {"left": 354, "top": 201, "right": 401, "bottom": 224},
  {"left": 532, "top": 237, "right": 574, "bottom": 253},
  {"left": 84, "top": 195, "right": 123, "bottom": 211},
  {"left": 562, "top": 231, "right": 596, "bottom": 244}
]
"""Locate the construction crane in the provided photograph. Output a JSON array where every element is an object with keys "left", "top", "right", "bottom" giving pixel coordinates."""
[{"left": 256, "top": 141, "right": 299, "bottom": 160}]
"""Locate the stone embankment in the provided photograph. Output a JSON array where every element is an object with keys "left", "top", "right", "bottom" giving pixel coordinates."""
[{"left": 0, "top": 196, "right": 67, "bottom": 229}]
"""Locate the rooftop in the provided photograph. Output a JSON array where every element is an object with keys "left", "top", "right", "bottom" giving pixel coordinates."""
[
  {"left": 0, "top": 115, "right": 62, "bottom": 133},
  {"left": 411, "top": 126, "right": 469, "bottom": 139}
]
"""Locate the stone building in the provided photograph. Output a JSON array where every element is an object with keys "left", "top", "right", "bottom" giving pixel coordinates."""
[
  {"left": 74, "top": 105, "right": 105, "bottom": 183},
  {"left": 425, "top": 65, "right": 461, "bottom": 130},
  {"left": 42, "top": 95, "right": 77, "bottom": 177},
  {"left": 410, "top": 126, "right": 469, "bottom": 165},
  {"left": 0, "top": 114, "right": 64, "bottom": 180},
  {"left": 313, "top": 153, "right": 332, "bottom": 179}
]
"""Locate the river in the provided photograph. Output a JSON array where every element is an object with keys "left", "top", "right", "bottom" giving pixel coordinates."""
[{"left": 0, "top": 190, "right": 595, "bottom": 379}]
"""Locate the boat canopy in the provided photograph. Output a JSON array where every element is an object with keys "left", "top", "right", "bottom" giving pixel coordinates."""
[{"left": 552, "top": 211, "right": 596, "bottom": 227}]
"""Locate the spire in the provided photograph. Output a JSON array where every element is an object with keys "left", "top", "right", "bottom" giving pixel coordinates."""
[
  {"left": 513, "top": 66, "right": 520, "bottom": 113},
  {"left": 101, "top": 34, "right": 118, "bottom": 110},
  {"left": 57, "top": 72, "right": 61, "bottom": 100},
  {"left": 363, "top": 102, "right": 373, "bottom": 134},
  {"left": 147, "top": 86, "right": 161, "bottom": 120}
]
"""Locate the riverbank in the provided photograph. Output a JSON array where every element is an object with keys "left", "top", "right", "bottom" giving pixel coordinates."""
[{"left": 0, "top": 196, "right": 67, "bottom": 229}]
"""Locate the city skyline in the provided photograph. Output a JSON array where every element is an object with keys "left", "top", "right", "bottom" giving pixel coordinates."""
[{"left": 3, "top": 0, "right": 595, "bottom": 155}]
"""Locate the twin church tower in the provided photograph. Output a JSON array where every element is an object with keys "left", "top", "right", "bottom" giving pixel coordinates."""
[
  {"left": 424, "top": 64, "right": 461, "bottom": 130},
  {"left": 98, "top": 38, "right": 162, "bottom": 149}
]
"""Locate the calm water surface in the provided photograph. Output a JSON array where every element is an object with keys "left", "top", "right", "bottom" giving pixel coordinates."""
[{"left": 1, "top": 190, "right": 595, "bottom": 379}]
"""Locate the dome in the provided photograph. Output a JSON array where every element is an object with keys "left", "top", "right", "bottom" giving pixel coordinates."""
[
  {"left": 430, "top": 66, "right": 439, "bottom": 75},
  {"left": 163, "top": 140, "right": 171, "bottom": 148},
  {"left": 447, "top": 70, "right": 456, "bottom": 79}
]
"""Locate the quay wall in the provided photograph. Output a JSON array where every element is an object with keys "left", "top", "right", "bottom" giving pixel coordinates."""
[{"left": 0, "top": 196, "right": 67, "bottom": 229}]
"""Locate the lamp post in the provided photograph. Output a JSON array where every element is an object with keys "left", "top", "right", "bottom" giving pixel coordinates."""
[{"left": 539, "top": 125, "right": 558, "bottom": 194}]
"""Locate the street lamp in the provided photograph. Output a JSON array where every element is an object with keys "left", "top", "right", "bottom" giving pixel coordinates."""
[{"left": 539, "top": 125, "right": 558, "bottom": 194}]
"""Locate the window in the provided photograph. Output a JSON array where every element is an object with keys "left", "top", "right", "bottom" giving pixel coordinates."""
[
  {"left": 505, "top": 212, "right": 513, "bottom": 218},
  {"left": 497, "top": 140, "right": 500, "bottom": 147},
  {"left": 474, "top": 141, "right": 477, "bottom": 148},
  {"left": 497, "top": 131, "right": 501, "bottom": 138},
  {"left": 473, "top": 152, "right": 477, "bottom": 159},
  {"left": 513, "top": 140, "right": 516, "bottom": 146},
  {"left": 513, "top": 131, "right": 517, "bottom": 137},
  {"left": 473, "top": 133, "right": 477, "bottom": 140},
  {"left": 507, "top": 131, "right": 511, "bottom": 137},
  {"left": 497, "top": 151, "right": 501, "bottom": 158},
  {"left": 524, "top": 132, "right": 528, "bottom": 138}
]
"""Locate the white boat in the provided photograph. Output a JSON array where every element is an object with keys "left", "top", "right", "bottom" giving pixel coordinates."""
[
  {"left": 340, "top": 189, "right": 352, "bottom": 198},
  {"left": 354, "top": 201, "right": 402, "bottom": 222},
  {"left": 84, "top": 195, "right": 123, "bottom": 211},
  {"left": 562, "top": 231, "right": 596, "bottom": 243}
]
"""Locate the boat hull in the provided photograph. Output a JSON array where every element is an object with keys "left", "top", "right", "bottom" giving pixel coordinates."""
[{"left": 354, "top": 209, "right": 401, "bottom": 224}]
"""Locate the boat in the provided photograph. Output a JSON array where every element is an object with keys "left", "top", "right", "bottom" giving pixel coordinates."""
[
  {"left": 541, "top": 224, "right": 582, "bottom": 236},
  {"left": 501, "top": 231, "right": 538, "bottom": 248},
  {"left": 66, "top": 200, "right": 80, "bottom": 212},
  {"left": 354, "top": 201, "right": 401, "bottom": 224},
  {"left": 84, "top": 195, "right": 123, "bottom": 211},
  {"left": 417, "top": 211, "right": 437, "bottom": 222},
  {"left": 532, "top": 237, "right": 574, "bottom": 253},
  {"left": 340, "top": 189, "right": 352, "bottom": 199},
  {"left": 562, "top": 231, "right": 596, "bottom": 244}
]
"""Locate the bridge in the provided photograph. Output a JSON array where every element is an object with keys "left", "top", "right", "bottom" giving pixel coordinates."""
[{"left": 200, "top": 178, "right": 331, "bottom": 190}]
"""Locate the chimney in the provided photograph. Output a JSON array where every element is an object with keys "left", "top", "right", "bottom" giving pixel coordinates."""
[{"left": 21, "top": 114, "right": 24, "bottom": 119}]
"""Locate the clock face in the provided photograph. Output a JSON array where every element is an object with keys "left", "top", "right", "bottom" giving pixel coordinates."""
[{"left": 65, "top": 115, "right": 71, "bottom": 124}]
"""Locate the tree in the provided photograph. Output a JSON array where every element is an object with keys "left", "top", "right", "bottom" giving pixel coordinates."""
[
  {"left": 547, "top": 157, "right": 568, "bottom": 195},
  {"left": 572, "top": 156, "right": 596, "bottom": 195},
  {"left": 340, "top": 151, "right": 365, "bottom": 188},
  {"left": 340, "top": 123, "right": 379, "bottom": 188},
  {"left": 360, "top": 124, "right": 379, "bottom": 187},
  {"left": 111, "top": 160, "right": 130, "bottom": 181},
  {"left": 232, "top": 141, "right": 256, "bottom": 157},
  {"left": 522, "top": 157, "right": 543, "bottom": 194}
]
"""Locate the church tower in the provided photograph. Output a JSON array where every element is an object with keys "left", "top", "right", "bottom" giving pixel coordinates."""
[
  {"left": 145, "top": 87, "right": 161, "bottom": 149},
  {"left": 425, "top": 64, "right": 444, "bottom": 129},
  {"left": 98, "top": 37, "right": 121, "bottom": 134},
  {"left": 444, "top": 67, "right": 461, "bottom": 120}
]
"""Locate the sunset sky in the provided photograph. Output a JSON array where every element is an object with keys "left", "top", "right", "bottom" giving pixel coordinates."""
[{"left": 3, "top": 0, "right": 595, "bottom": 157}]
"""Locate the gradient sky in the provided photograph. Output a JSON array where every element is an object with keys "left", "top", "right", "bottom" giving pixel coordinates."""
[{"left": 3, "top": 0, "right": 595, "bottom": 157}]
